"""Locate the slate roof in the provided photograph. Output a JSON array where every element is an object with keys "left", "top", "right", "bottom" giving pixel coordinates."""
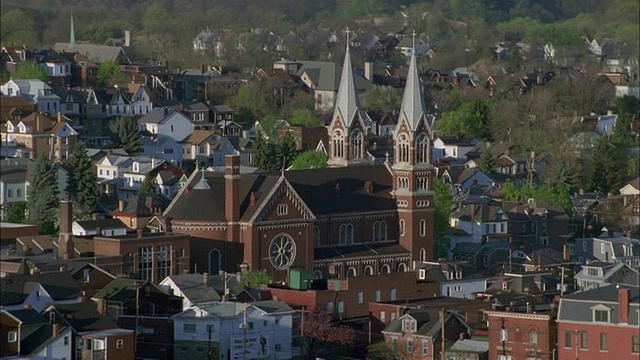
[
  {"left": 6, "top": 308, "right": 47, "bottom": 325},
  {"left": 0, "top": 272, "right": 82, "bottom": 306},
  {"left": 4, "top": 112, "right": 69, "bottom": 135},
  {"left": 451, "top": 242, "right": 485, "bottom": 255},
  {"left": 315, "top": 243, "right": 409, "bottom": 261},
  {"left": 252, "top": 300, "right": 295, "bottom": 314},
  {"left": 165, "top": 273, "right": 222, "bottom": 303},
  {"left": 74, "top": 219, "right": 127, "bottom": 231},
  {"left": 0, "top": 162, "right": 30, "bottom": 183},
  {"left": 54, "top": 43, "right": 128, "bottom": 64},
  {"left": 558, "top": 285, "right": 640, "bottom": 325},
  {"left": 49, "top": 302, "right": 118, "bottom": 332},
  {"left": 183, "top": 130, "right": 218, "bottom": 145},
  {"left": 199, "top": 302, "right": 247, "bottom": 318},
  {"left": 21, "top": 324, "right": 70, "bottom": 355},
  {"left": 562, "top": 284, "right": 639, "bottom": 303},
  {"left": 92, "top": 277, "right": 146, "bottom": 302},
  {"left": 297, "top": 60, "right": 372, "bottom": 93}
]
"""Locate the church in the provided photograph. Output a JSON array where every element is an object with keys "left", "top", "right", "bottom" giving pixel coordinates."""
[{"left": 158, "top": 38, "right": 436, "bottom": 281}]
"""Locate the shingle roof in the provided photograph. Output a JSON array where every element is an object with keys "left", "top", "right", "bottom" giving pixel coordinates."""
[
  {"left": 6, "top": 308, "right": 46, "bottom": 325},
  {"left": 74, "top": 219, "right": 127, "bottom": 231},
  {"left": 165, "top": 273, "right": 222, "bottom": 304},
  {"left": 0, "top": 272, "right": 82, "bottom": 306},
  {"left": 54, "top": 43, "right": 128, "bottom": 64},
  {"left": 49, "top": 302, "right": 118, "bottom": 332}
]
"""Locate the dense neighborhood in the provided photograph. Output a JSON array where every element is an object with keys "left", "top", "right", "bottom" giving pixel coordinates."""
[{"left": 0, "top": 1, "right": 639, "bottom": 360}]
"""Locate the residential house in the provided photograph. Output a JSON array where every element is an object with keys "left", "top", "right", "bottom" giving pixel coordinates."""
[
  {"left": 61, "top": 51, "right": 99, "bottom": 87},
  {"left": 210, "top": 105, "right": 235, "bottom": 129},
  {"left": 33, "top": 48, "right": 73, "bottom": 86},
  {"left": 396, "top": 37, "right": 430, "bottom": 57},
  {"left": 419, "top": 260, "right": 488, "bottom": 299},
  {"left": 499, "top": 247, "right": 576, "bottom": 273},
  {"left": 620, "top": 177, "right": 640, "bottom": 196},
  {"left": 1, "top": 112, "right": 78, "bottom": 161},
  {"left": 181, "top": 129, "right": 219, "bottom": 167},
  {"left": 139, "top": 107, "right": 193, "bottom": 158},
  {"left": 0, "top": 272, "right": 82, "bottom": 312},
  {"left": 193, "top": 28, "right": 216, "bottom": 52},
  {"left": 112, "top": 194, "right": 172, "bottom": 231},
  {"left": 573, "top": 234, "right": 639, "bottom": 266},
  {"left": 0, "top": 95, "right": 35, "bottom": 123},
  {"left": 433, "top": 133, "right": 480, "bottom": 163},
  {"left": 149, "top": 160, "right": 185, "bottom": 199},
  {"left": 172, "top": 301, "right": 295, "bottom": 360},
  {"left": 92, "top": 278, "right": 183, "bottom": 359},
  {"left": 381, "top": 309, "right": 473, "bottom": 360},
  {"left": 172, "top": 66, "right": 226, "bottom": 102},
  {"left": 0, "top": 307, "right": 73, "bottom": 359},
  {"left": 444, "top": 338, "right": 489, "bottom": 360},
  {"left": 479, "top": 272, "right": 560, "bottom": 309},
  {"left": 65, "top": 262, "right": 117, "bottom": 300},
  {"left": 0, "top": 159, "right": 29, "bottom": 220},
  {"left": 1, "top": 45, "right": 33, "bottom": 72},
  {"left": 575, "top": 261, "right": 639, "bottom": 291},
  {"left": 154, "top": 100, "right": 212, "bottom": 125},
  {"left": 295, "top": 59, "right": 373, "bottom": 112},
  {"left": 159, "top": 273, "right": 222, "bottom": 311},
  {"left": 139, "top": 136, "right": 183, "bottom": 167},
  {"left": 557, "top": 285, "right": 639, "bottom": 360},
  {"left": 72, "top": 219, "right": 128, "bottom": 237},
  {"left": 208, "top": 137, "right": 253, "bottom": 167},
  {"left": 485, "top": 305, "right": 557, "bottom": 360},
  {"left": 449, "top": 202, "right": 510, "bottom": 244},
  {"left": 451, "top": 241, "right": 511, "bottom": 273},
  {"left": 595, "top": 111, "right": 618, "bottom": 136},
  {"left": 95, "top": 153, "right": 132, "bottom": 198},
  {"left": 584, "top": 38, "right": 615, "bottom": 58},
  {"left": 0, "top": 80, "right": 61, "bottom": 114}
]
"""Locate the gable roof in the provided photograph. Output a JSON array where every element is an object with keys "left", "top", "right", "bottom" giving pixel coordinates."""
[
  {"left": 0, "top": 272, "right": 81, "bottom": 306},
  {"left": 74, "top": 219, "right": 127, "bottom": 231},
  {"left": 47, "top": 302, "right": 118, "bottom": 332},
  {"left": 164, "top": 273, "right": 222, "bottom": 303},
  {"left": 54, "top": 43, "right": 129, "bottom": 64},
  {"left": 384, "top": 309, "right": 471, "bottom": 337}
]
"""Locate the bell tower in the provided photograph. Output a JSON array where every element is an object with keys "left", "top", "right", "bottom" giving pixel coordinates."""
[
  {"left": 328, "top": 27, "right": 369, "bottom": 167},
  {"left": 393, "top": 31, "right": 435, "bottom": 264}
]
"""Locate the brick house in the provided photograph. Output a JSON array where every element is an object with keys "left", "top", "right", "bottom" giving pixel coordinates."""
[
  {"left": 557, "top": 285, "right": 639, "bottom": 360},
  {"left": 485, "top": 306, "right": 557, "bottom": 360}
]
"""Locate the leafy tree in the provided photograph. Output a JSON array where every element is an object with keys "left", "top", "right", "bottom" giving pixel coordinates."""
[
  {"left": 288, "top": 109, "right": 322, "bottom": 128},
  {"left": 7, "top": 203, "right": 27, "bottom": 223},
  {"left": 276, "top": 132, "right": 298, "bottom": 170},
  {"left": 1, "top": 9, "right": 37, "bottom": 46},
  {"left": 478, "top": 148, "right": 495, "bottom": 174},
  {"left": 302, "top": 308, "right": 356, "bottom": 356},
  {"left": 434, "top": 179, "right": 452, "bottom": 259},
  {"left": 500, "top": 180, "right": 573, "bottom": 216},
  {"left": 435, "top": 99, "right": 492, "bottom": 141},
  {"left": 234, "top": 83, "right": 274, "bottom": 126},
  {"left": 137, "top": 176, "right": 156, "bottom": 196},
  {"left": 142, "top": 3, "right": 174, "bottom": 34},
  {"left": 97, "top": 61, "right": 121, "bottom": 87},
  {"left": 367, "top": 341, "right": 397, "bottom": 360},
  {"left": 387, "top": 50, "right": 407, "bottom": 68},
  {"left": 628, "top": 157, "right": 640, "bottom": 177},
  {"left": 12, "top": 65, "right": 48, "bottom": 81},
  {"left": 66, "top": 142, "right": 98, "bottom": 220},
  {"left": 233, "top": 270, "right": 270, "bottom": 293},
  {"left": 27, "top": 153, "right": 59, "bottom": 234},
  {"left": 291, "top": 151, "right": 328, "bottom": 170},
  {"left": 108, "top": 116, "right": 142, "bottom": 155},
  {"left": 586, "top": 136, "right": 622, "bottom": 193},
  {"left": 362, "top": 85, "right": 403, "bottom": 112}
]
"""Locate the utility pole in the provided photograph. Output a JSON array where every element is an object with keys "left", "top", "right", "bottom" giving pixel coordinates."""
[
  {"left": 440, "top": 308, "right": 445, "bottom": 360},
  {"left": 134, "top": 282, "right": 140, "bottom": 355},
  {"left": 560, "top": 266, "right": 565, "bottom": 296},
  {"left": 242, "top": 303, "right": 248, "bottom": 360}
]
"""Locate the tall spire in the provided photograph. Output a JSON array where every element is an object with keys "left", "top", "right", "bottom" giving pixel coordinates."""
[
  {"left": 399, "top": 30, "right": 427, "bottom": 131},
  {"left": 332, "top": 27, "right": 360, "bottom": 128},
  {"left": 70, "top": 12, "right": 76, "bottom": 47}
]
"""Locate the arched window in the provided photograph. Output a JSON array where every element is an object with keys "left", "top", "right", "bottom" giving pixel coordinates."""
[
  {"left": 416, "top": 133, "right": 429, "bottom": 164},
  {"left": 347, "top": 267, "right": 357, "bottom": 277},
  {"left": 314, "top": 226, "right": 321, "bottom": 247},
  {"left": 332, "top": 130, "right": 344, "bottom": 158},
  {"left": 420, "top": 219, "right": 426, "bottom": 237},
  {"left": 314, "top": 270, "right": 323, "bottom": 279},
  {"left": 399, "top": 219, "right": 406, "bottom": 237},
  {"left": 364, "top": 266, "right": 373, "bottom": 276},
  {"left": 380, "top": 221, "right": 388, "bottom": 241},
  {"left": 397, "top": 135, "right": 410, "bottom": 163},
  {"left": 346, "top": 223, "right": 354, "bottom": 243},
  {"left": 208, "top": 249, "right": 221, "bottom": 274},
  {"left": 397, "top": 263, "right": 406, "bottom": 272},
  {"left": 419, "top": 248, "right": 427, "bottom": 263},
  {"left": 380, "top": 264, "right": 390, "bottom": 274},
  {"left": 373, "top": 222, "right": 380, "bottom": 241},
  {"left": 339, "top": 224, "right": 347, "bottom": 244},
  {"left": 350, "top": 129, "right": 363, "bottom": 159}
]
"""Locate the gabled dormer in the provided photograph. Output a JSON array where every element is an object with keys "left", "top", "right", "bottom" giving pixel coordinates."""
[
  {"left": 402, "top": 316, "right": 417, "bottom": 333},
  {"left": 6, "top": 121, "right": 15, "bottom": 133},
  {"left": 17, "top": 122, "right": 27, "bottom": 133}
]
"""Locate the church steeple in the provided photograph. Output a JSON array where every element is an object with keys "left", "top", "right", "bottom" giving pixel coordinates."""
[
  {"left": 399, "top": 31, "right": 429, "bottom": 133},
  {"left": 70, "top": 12, "right": 76, "bottom": 47},
  {"left": 332, "top": 27, "right": 360, "bottom": 128}
]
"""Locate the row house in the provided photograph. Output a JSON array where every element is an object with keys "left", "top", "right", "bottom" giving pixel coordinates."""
[
  {"left": 557, "top": 285, "right": 639, "bottom": 360},
  {"left": 451, "top": 241, "right": 511, "bottom": 274},
  {"left": 159, "top": 272, "right": 223, "bottom": 311},
  {"left": 105, "top": 85, "right": 153, "bottom": 118},
  {"left": 575, "top": 261, "right": 639, "bottom": 291},
  {"left": 573, "top": 233, "right": 639, "bottom": 267},
  {"left": 112, "top": 193, "right": 171, "bottom": 231},
  {"left": 1, "top": 80, "right": 61, "bottom": 114},
  {"left": 0, "top": 112, "right": 78, "bottom": 161},
  {"left": 0, "top": 271, "right": 82, "bottom": 312},
  {"left": 418, "top": 260, "right": 488, "bottom": 299},
  {"left": 33, "top": 48, "right": 73, "bottom": 86},
  {"left": 172, "top": 301, "right": 295, "bottom": 360}
]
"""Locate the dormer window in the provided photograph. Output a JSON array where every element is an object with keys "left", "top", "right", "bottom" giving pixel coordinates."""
[
  {"left": 501, "top": 281, "right": 508, "bottom": 291},
  {"left": 6, "top": 123, "right": 14, "bottom": 132},
  {"left": 592, "top": 304, "right": 611, "bottom": 323},
  {"left": 403, "top": 318, "right": 416, "bottom": 333},
  {"left": 18, "top": 124, "right": 26, "bottom": 133}
]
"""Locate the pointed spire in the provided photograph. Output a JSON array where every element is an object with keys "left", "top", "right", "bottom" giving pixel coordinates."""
[
  {"left": 193, "top": 168, "right": 210, "bottom": 190},
  {"left": 399, "top": 30, "right": 427, "bottom": 131},
  {"left": 332, "top": 27, "right": 360, "bottom": 128},
  {"left": 70, "top": 12, "right": 76, "bottom": 47}
]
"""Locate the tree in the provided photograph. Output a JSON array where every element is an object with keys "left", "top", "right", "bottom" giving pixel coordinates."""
[
  {"left": 66, "top": 142, "right": 98, "bottom": 220},
  {"left": 276, "top": 132, "right": 298, "bottom": 170},
  {"left": 291, "top": 151, "right": 328, "bottom": 170},
  {"left": 628, "top": 157, "right": 640, "bottom": 177},
  {"left": 288, "top": 109, "right": 322, "bottom": 128},
  {"left": 234, "top": 83, "right": 274, "bottom": 126},
  {"left": 12, "top": 65, "right": 48, "bottom": 81},
  {"left": 362, "top": 85, "right": 403, "bottom": 112},
  {"left": 367, "top": 341, "right": 397, "bottom": 360},
  {"left": 97, "top": 61, "right": 121, "bottom": 87},
  {"left": 433, "top": 179, "right": 452, "bottom": 259},
  {"left": 302, "top": 308, "right": 356, "bottom": 356},
  {"left": 233, "top": 270, "right": 270, "bottom": 293},
  {"left": 137, "top": 176, "right": 156, "bottom": 196},
  {"left": 1, "top": 9, "right": 37, "bottom": 46},
  {"left": 478, "top": 148, "right": 496, "bottom": 173},
  {"left": 27, "top": 153, "right": 59, "bottom": 234},
  {"left": 108, "top": 116, "right": 142, "bottom": 155},
  {"left": 142, "top": 3, "right": 174, "bottom": 34},
  {"left": 7, "top": 203, "right": 27, "bottom": 223},
  {"left": 586, "top": 136, "right": 622, "bottom": 193}
]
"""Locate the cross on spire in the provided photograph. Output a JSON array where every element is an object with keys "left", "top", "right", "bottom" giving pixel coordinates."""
[
  {"left": 345, "top": 27, "right": 350, "bottom": 50},
  {"left": 411, "top": 30, "right": 417, "bottom": 53}
]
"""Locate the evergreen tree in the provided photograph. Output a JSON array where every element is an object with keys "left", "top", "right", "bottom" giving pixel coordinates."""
[
  {"left": 66, "top": 141, "right": 98, "bottom": 220},
  {"left": 478, "top": 148, "right": 495, "bottom": 174},
  {"left": 585, "top": 137, "right": 621, "bottom": 193},
  {"left": 27, "top": 153, "right": 59, "bottom": 234},
  {"left": 108, "top": 116, "right": 142, "bottom": 155},
  {"left": 433, "top": 179, "right": 452, "bottom": 259},
  {"left": 251, "top": 130, "right": 269, "bottom": 170},
  {"left": 7, "top": 203, "right": 27, "bottom": 223},
  {"left": 137, "top": 176, "right": 156, "bottom": 196},
  {"left": 276, "top": 132, "right": 298, "bottom": 170}
]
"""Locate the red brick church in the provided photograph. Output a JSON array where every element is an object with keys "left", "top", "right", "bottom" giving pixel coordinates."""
[{"left": 158, "top": 41, "right": 436, "bottom": 281}]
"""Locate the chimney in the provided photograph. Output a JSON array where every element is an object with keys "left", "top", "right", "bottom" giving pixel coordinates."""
[
  {"left": 107, "top": 149, "right": 112, "bottom": 156},
  {"left": 118, "top": 200, "right": 125, "bottom": 212},
  {"left": 57, "top": 112, "right": 62, "bottom": 122},
  {"left": 52, "top": 323, "right": 60, "bottom": 337},
  {"left": 536, "top": 254, "right": 541, "bottom": 269},
  {"left": 562, "top": 244, "right": 570, "bottom": 261},
  {"left": 58, "top": 200, "right": 74, "bottom": 260},
  {"left": 250, "top": 191, "right": 257, "bottom": 205},
  {"left": 225, "top": 155, "right": 241, "bottom": 242},
  {"left": 619, "top": 288, "right": 630, "bottom": 323},
  {"left": 579, "top": 188, "right": 585, "bottom": 195},
  {"left": 137, "top": 228, "right": 144, "bottom": 238},
  {"left": 526, "top": 302, "right": 533, "bottom": 313},
  {"left": 36, "top": 116, "right": 41, "bottom": 132},
  {"left": 459, "top": 332, "right": 466, "bottom": 340},
  {"left": 203, "top": 272, "right": 209, "bottom": 287},
  {"left": 364, "top": 61, "right": 374, "bottom": 81},
  {"left": 200, "top": 63, "right": 205, "bottom": 75},
  {"left": 23, "top": 304, "right": 32, "bottom": 310},
  {"left": 124, "top": 30, "right": 131, "bottom": 47}
]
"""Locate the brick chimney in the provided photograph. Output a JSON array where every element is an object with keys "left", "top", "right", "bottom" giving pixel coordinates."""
[
  {"left": 58, "top": 200, "right": 74, "bottom": 260},
  {"left": 619, "top": 288, "right": 630, "bottom": 323},
  {"left": 52, "top": 323, "right": 59, "bottom": 337},
  {"left": 36, "top": 115, "right": 41, "bottom": 132},
  {"left": 118, "top": 200, "right": 125, "bottom": 212},
  {"left": 562, "top": 244, "right": 570, "bottom": 261},
  {"left": 203, "top": 272, "right": 209, "bottom": 287},
  {"left": 57, "top": 111, "right": 62, "bottom": 122},
  {"left": 225, "top": 155, "right": 241, "bottom": 242}
]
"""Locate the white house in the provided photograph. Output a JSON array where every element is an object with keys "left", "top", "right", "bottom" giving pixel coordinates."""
[
  {"left": 27, "top": 325, "right": 74, "bottom": 360},
  {"left": 619, "top": 177, "right": 640, "bottom": 196},
  {"left": 118, "top": 157, "right": 155, "bottom": 201},
  {"left": 396, "top": 37, "right": 429, "bottom": 57},
  {"left": 128, "top": 85, "right": 154, "bottom": 117},
  {"left": 140, "top": 135, "right": 183, "bottom": 168},
  {"left": 433, "top": 134, "right": 480, "bottom": 162},
  {"left": 449, "top": 203, "right": 510, "bottom": 243},
  {"left": 160, "top": 273, "right": 222, "bottom": 311},
  {"left": 72, "top": 219, "right": 128, "bottom": 237},
  {"left": 0, "top": 80, "right": 61, "bottom": 113},
  {"left": 172, "top": 301, "right": 294, "bottom": 360},
  {"left": 138, "top": 107, "right": 194, "bottom": 142},
  {"left": 596, "top": 112, "right": 618, "bottom": 136}
]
